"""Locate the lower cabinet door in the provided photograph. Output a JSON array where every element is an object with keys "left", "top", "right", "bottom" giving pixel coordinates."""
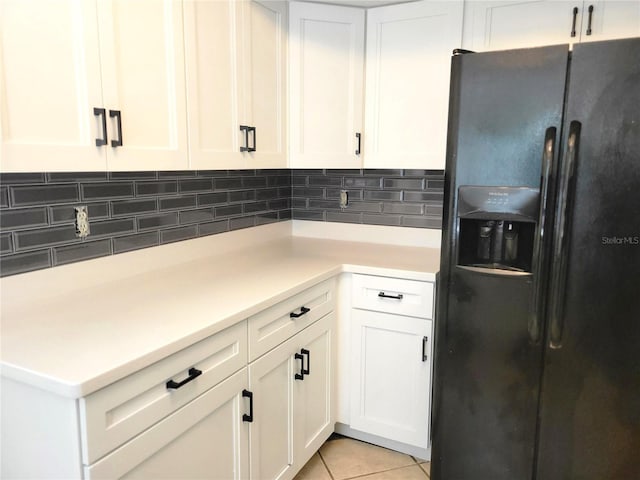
[
  {"left": 84, "top": 368, "right": 250, "bottom": 479},
  {"left": 293, "top": 313, "right": 334, "bottom": 469},
  {"left": 350, "top": 310, "right": 432, "bottom": 449}
]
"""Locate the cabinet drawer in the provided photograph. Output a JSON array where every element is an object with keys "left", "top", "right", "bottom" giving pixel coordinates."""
[
  {"left": 248, "top": 278, "right": 336, "bottom": 362},
  {"left": 80, "top": 320, "right": 247, "bottom": 465},
  {"left": 352, "top": 274, "right": 433, "bottom": 319}
]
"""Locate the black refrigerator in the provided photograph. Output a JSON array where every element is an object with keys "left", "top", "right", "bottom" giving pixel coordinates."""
[{"left": 432, "top": 37, "right": 640, "bottom": 480}]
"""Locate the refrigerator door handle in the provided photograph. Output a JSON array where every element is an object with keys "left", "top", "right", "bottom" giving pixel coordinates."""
[
  {"left": 528, "top": 127, "right": 556, "bottom": 343},
  {"left": 548, "top": 121, "right": 581, "bottom": 349}
]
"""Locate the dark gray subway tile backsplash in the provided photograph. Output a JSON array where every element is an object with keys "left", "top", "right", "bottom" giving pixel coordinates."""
[{"left": 0, "top": 168, "right": 443, "bottom": 277}]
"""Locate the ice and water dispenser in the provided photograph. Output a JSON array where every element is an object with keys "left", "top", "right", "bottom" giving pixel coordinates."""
[{"left": 457, "top": 186, "right": 539, "bottom": 272}]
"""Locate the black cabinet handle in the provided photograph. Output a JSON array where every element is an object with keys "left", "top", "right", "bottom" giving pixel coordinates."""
[
  {"left": 248, "top": 126, "right": 256, "bottom": 152},
  {"left": 301, "top": 348, "right": 310, "bottom": 375},
  {"left": 586, "top": 5, "right": 594, "bottom": 35},
  {"left": 109, "top": 110, "right": 123, "bottom": 147},
  {"left": 295, "top": 352, "right": 305, "bottom": 380},
  {"left": 378, "top": 292, "right": 403, "bottom": 300},
  {"left": 290, "top": 306, "right": 310, "bottom": 318},
  {"left": 166, "top": 367, "right": 202, "bottom": 390},
  {"left": 242, "top": 389, "right": 253, "bottom": 422},
  {"left": 94, "top": 108, "right": 107, "bottom": 146},
  {"left": 355, "top": 132, "right": 361, "bottom": 155},
  {"left": 570, "top": 6, "right": 578, "bottom": 37},
  {"left": 422, "top": 336, "right": 428, "bottom": 362},
  {"left": 240, "top": 125, "right": 250, "bottom": 152}
]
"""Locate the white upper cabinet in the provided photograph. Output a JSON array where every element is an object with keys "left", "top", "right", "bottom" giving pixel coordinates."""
[
  {"left": 463, "top": 0, "right": 639, "bottom": 52},
  {"left": 0, "top": 0, "right": 106, "bottom": 172},
  {"left": 184, "top": 0, "right": 287, "bottom": 170},
  {"left": 363, "top": 1, "right": 463, "bottom": 170},
  {"left": 289, "top": 2, "right": 365, "bottom": 169},
  {"left": 0, "top": 0, "right": 188, "bottom": 173}
]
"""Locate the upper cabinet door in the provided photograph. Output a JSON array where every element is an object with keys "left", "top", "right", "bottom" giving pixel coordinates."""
[
  {"left": 364, "top": 1, "right": 463, "bottom": 170},
  {"left": 289, "top": 2, "right": 365, "bottom": 169},
  {"left": 242, "top": 0, "right": 288, "bottom": 169},
  {"left": 578, "top": 1, "right": 640, "bottom": 42},
  {"left": 97, "top": 0, "right": 188, "bottom": 171},
  {"left": 0, "top": 0, "right": 106, "bottom": 172}
]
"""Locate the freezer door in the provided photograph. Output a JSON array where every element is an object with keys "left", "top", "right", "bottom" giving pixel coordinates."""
[{"left": 537, "top": 37, "right": 640, "bottom": 480}]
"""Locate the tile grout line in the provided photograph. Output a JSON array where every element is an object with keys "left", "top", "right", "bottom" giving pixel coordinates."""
[{"left": 317, "top": 449, "right": 336, "bottom": 480}]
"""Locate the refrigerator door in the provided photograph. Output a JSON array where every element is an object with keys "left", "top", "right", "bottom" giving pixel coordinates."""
[
  {"left": 537, "top": 37, "right": 640, "bottom": 480},
  {"left": 433, "top": 45, "right": 568, "bottom": 480}
]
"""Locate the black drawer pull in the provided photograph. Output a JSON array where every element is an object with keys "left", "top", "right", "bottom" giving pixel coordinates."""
[
  {"left": 570, "top": 6, "right": 578, "bottom": 37},
  {"left": 422, "top": 336, "right": 428, "bottom": 362},
  {"left": 166, "top": 367, "right": 202, "bottom": 390},
  {"left": 240, "top": 125, "right": 250, "bottom": 152},
  {"left": 301, "top": 348, "right": 310, "bottom": 375},
  {"left": 242, "top": 389, "right": 253, "bottom": 422},
  {"left": 295, "top": 352, "right": 305, "bottom": 380},
  {"left": 355, "top": 132, "right": 361, "bottom": 155},
  {"left": 586, "top": 5, "right": 594, "bottom": 35},
  {"left": 290, "top": 306, "right": 311, "bottom": 318},
  {"left": 94, "top": 107, "right": 107, "bottom": 146},
  {"left": 248, "top": 126, "right": 256, "bottom": 152},
  {"left": 378, "top": 292, "right": 404, "bottom": 300},
  {"left": 109, "top": 110, "right": 123, "bottom": 147}
]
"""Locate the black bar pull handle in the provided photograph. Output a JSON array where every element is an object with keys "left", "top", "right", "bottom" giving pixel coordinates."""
[
  {"left": 166, "top": 367, "right": 202, "bottom": 390},
  {"left": 378, "top": 292, "right": 403, "bottom": 300},
  {"left": 294, "top": 352, "right": 305, "bottom": 380},
  {"left": 586, "top": 5, "right": 594, "bottom": 35},
  {"left": 290, "top": 306, "right": 310, "bottom": 318},
  {"left": 529, "top": 127, "right": 557, "bottom": 344},
  {"left": 549, "top": 121, "right": 581, "bottom": 349},
  {"left": 242, "top": 389, "right": 253, "bottom": 422},
  {"left": 301, "top": 348, "right": 310, "bottom": 375},
  {"left": 109, "top": 110, "right": 123, "bottom": 147},
  {"left": 422, "top": 336, "right": 428, "bottom": 362},
  {"left": 94, "top": 108, "right": 107, "bottom": 146},
  {"left": 239, "top": 125, "right": 250, "bottom": 152},
  {"left": 248, "top": 126, "right": 256, "bottom": 152},
  {"left": 355, "top": 132, "right": 361, "bottom": 155},
  {"left": 571, "top": 6, "right": 579, "bottom": 37}
]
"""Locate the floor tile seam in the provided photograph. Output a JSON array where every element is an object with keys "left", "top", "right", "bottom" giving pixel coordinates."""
[
  {"left": 335, "top": 462, "right": 428, "bottom": 480},
  {"left": 317, "top": 450, "right": 336, "bottom": 480}
]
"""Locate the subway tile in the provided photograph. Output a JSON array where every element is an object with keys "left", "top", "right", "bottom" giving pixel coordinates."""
[
  {"left": 0, "top": 186, "right": 8, "bottom": 207},
  {"left": 326, "top": 211, "right": 362, "bottom": 224},
  {"left": 383, "top": 203, "right": 424, "bottom": 215},
  {"left": 292, "top": 187, "right": 323, "bottom": 198},
  {"left": 426, "top": 205, "right": 443, "bottom": 216},
  {"left": 197, "top": 170, "right": 229, "bottom": 177},
  {"left": 215, "top": 177, "right": 243, "bottom": 190},
  {"left": 158, "top": 170, "right": 196, "bottom": 178},
  {"left": 82, "top": 182, "right": 134, "bottom": 200},
  {"left": 278, "top": 186, "right": 292, "bottom": 198},
  {"left": 136, "top": 180, "right": 178, "bottom": 196},
  {"left": 179, "top": 208, "right": 215, "bottom": 224},
  {"left": 0, "top": 207, "right": 48, "bottom": 229},
  {"left": 49, "top": 203, "right": 109, "bottom": 224},
  {"left": 243, "top": 176, "right": 267, "bottom": 188},
  {"left": 403, "top": 169, "right": 431, "bottom": 177},
  {"left": 325, "top": 188, "right": 363, "bottom": 201},
  {"left": 159, "top": 195, "right": 197, "bottom": 211},
  {"left": 137, "top": 213, "right": 178, "bottom": 231},
  {"left": 293, "top": 169, "right": 324, "bottom": 175},
  {"left": 230, "top": 216, "right": 256, "bottom": 231},
  {"left": 402, "top": 216, "right": 442, "bottom": 228},
  {"left": 229, "top": 190, "right": 256, "bottom": 203},
  {"left": 309, "top": 199, "right": 340, "bottom": 210},
  {"left": 113, "top": 232, "right": 159, "bottom": 254},
  {"left": 403, "top": 191, "right": 444, "bottom": 203},
  {"left": 327, "top": 169, "right": 362, "bottom": 176},
  {"left": 0, "top": 173, "right": 47, "bottom": 185},
  {"left": 0, "top": 250, "right": 51, "bottom": 277},
  {"left": 346, "top": 201, "right": 382, "bottom": 213},
  {"left": 364, "top": 190, "right": 402, "bottom": 201},
  {"left": 292, "top": 210, "right": 325, "bottom": 221},
  {"left": 243, "top": 201, "right": 268, "bottom": 214},
  {"left": 256, "top": 212, "right": 279, "bottom": 225},
  {"left": 111, "top": 199, "right": 157, "bottom": 217},
  {"left": 258, "top": 169, "right": 289, "bottom": 176},
  {"left": 109, "top": 171, "right": 158, "bottom": 180},
  {"left": 47, "top": 172, "right": 107, "bottom": 183},
  {"left": 279, "top": 210, "right": 292, "bottom": 220},
  {"left": 344, "top": 177, "right": 381, "bottom": 188},
  {"left": 215, "top": 204, "right": 243, "bottom": 218},
  {"left": 267, "top": 176, "right": 291, "bottom": 187},
  {"left": 14, "top": 225, "right": 78, "bottom": 250},
  {"left": 160, "top": 226, "right": 198, "bottom": 244},
  {"left": 364, "top": 169, "right": 402, "bottom": 176},
  {"left": 234, "top": 169, "right": 257, "bottom": 177},
  {"left": 198, "top": 220, "right": 229, "bottom": 236},
  {"left": 383, "top": 178, "right": 424, "bottom": 190},
  {"left": 292, "top": 176, "right": 307, "bottom": 186},
  {"left": 427, "top": 179, "right": 445, "bottom": 189},
  {"left": 90, "top": 218, "right": 136, "bottom": 237},
  {"left": 197, "top": 192, "right": 228, "bottom": 206},
  {"left": 308, "top": 176, "right": 342, "bottom": 187},
  {"left": 1, "top": 233, "right": 13, "bottom": 255},
  {"left": 53, "top": 239, "right": 112, "bottom": 266},
  {"left": 291, "top": 198, "right": 307, "bottom": 209},
  {"left": 256, "top": 188, "right": 279, "bottom": 201},
  {"left": 362, "top": 214, "right": 402, "bottom": 226},
  {"left": 11, "top": 184, "right": 79, "bottom": 206},
  {"left": 178, "top": 178, "right": 213, "bottom": 193},
  {"left": 268, "top": 199, "right": 290, "bottom": 210}
]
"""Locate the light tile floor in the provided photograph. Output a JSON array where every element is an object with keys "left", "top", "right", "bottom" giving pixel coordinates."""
[{"left": 294, "top": 435, "right": 431, "bottom": 480}]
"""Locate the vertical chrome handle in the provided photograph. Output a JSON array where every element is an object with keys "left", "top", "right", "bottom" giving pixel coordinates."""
[
  {"left": 94, "top": 108, "right": 107, "bottom": 146},
  {"left": 240, "top": 125, "right": 250, "bottom": 152},
  {"left": 422, "top": 336, "right": 429, "bottom": 362},
  {"left": 529, "top": 127, "right": 556, "bottom": 344},
  {"left": 109, "top": 110, "right": 123, "bottom": 147},
  {"left": 355, "top": 132, "right": 361, "bottom": 155},
  {"left": 586, "top": 5, "right": 594, "bottom": 35},
  {"left": 570, "top": 6, "right": 579, "bottom": 37},
  {"left": 242, "top": 389, "right": 253, "bottom": 422},
  {"left": 549, "top": 121, "right": 581, "bottom": 349}
]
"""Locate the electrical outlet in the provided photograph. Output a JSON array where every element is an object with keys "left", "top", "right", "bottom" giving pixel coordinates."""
[
  {"left": 75, "top": 206, "right": 90, "bottom": 238},
  {"left": 340, "top": 190, "right": 348, "bottom": 209}
]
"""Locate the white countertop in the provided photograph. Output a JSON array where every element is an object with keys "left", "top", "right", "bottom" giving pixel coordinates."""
[{"left": 0, "top": 222, "right": 440, "bottom": 398}]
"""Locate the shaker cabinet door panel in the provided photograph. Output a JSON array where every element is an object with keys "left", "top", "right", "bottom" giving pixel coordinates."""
[
  {"left": 579, "top": 1, "right": 640, "bottom": 42},
  {"left": 0, "top": 0, "right": 106, "bottom": 172}
]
